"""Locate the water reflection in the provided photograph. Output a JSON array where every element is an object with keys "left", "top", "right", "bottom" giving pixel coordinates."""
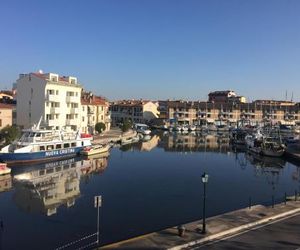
[
  {"left": 0, "top": 174, "right": 12, "bottom": 193},
  {"left": 159, "top": 132, "right": 230, "bottom": 153},
  {"left": 12, "top": 153, "right": 109, "bottom": 216}
]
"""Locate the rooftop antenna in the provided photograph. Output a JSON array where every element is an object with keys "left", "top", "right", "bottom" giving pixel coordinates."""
[
  {"left": 291, "top": 92, "right": 294, "bottom": 102},
  {"left": 285, "top": 90, "right": 287, "bottom": 101}
]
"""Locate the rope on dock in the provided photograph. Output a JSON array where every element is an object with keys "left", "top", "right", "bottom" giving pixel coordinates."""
[{"left": 55, "top": 232, "right": 98, "bottom": 250}]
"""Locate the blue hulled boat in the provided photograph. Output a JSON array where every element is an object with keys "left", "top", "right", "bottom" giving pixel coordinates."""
[{"left": 0, "top": 122, "right": 92, "bottom": 164}]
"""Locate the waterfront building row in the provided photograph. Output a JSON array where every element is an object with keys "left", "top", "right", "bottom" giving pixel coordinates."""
[{"left": 163, "top": 100, "right": 300, "bottom": 125}]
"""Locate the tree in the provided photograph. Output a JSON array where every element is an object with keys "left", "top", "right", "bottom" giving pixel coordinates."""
[
  {"left": 95, "top": 122, "right": 106, "bottom": 134},
  {"left": 0, "top": 125, "right": 21, "bottom": 145},
  {"left": 121, "top": 119, "right": 132, "bottom": 132}
]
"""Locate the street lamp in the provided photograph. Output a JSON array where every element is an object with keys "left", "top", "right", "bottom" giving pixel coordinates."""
[{"left": 201, "top": 172, "right": 209, "bottom": 234}]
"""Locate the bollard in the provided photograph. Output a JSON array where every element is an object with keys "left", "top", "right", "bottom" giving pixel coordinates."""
[
  {"left": 285, "top": 192, "right": 287, "bottom": 205},
  {"left": 177, "top": 225, "right": 185, "bottom": 237},
  {"left": 272, "top": 195, "right": 274, "bottom": 208},
  {"left": 249, "top": 197, "right": 252, "bottom": 209}
]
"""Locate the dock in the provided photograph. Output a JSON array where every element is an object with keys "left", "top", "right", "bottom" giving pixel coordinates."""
[{"left": 99, "top": 197, "right": 300, "bottom": 249}]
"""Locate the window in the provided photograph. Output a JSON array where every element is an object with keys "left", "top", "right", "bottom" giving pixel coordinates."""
[
  {"left": 40, "top": 146, "right": 45, "bottom": 151},
  {"left": 46, "top": 168, "right": 54, "bottom": 174},
  {"left": 56, "top": 90, "right": 59, "bottom": 95},
  {"left": 56, "top": 144, "right": 62, "bottom": 149},
  {"left": 71, "top": 142, "right": 76, "bottom": 147},
  {"left": 64, "top": 143, "right": 70, "bottom": 148},
  {"left": 82, "top": 117, "right": 84, "bottom": 122},
  {"left": 0, "top": 119, "right": 2, "bottom": 127}
]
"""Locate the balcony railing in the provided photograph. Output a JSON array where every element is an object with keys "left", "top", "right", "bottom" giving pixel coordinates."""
[
  {"left": 66, "top": 96, "right": 80, "bottom": 103},
  {"left": 70, "top": 108, "right": 79, "bottom": 114},
  {"left": 66, "top": 119, "right": 77, "bottom": 126},
  {"left": 46, "top": 94, "right": 61, "bottom": 102}
]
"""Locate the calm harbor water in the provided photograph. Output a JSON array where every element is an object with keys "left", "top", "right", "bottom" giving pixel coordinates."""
[{"left": 1, "top": 132, "right": 300, "bottom": 250}]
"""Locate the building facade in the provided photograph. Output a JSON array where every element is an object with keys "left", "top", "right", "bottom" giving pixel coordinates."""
[
  {"left": 165, "top": 100, "right": 300, "bottom": 126},
  {"left": 110, "top": 100, "right": 159, "bottom": 125},
  {"left": 16, "top": 71, "right": 83, "bottom": 130},
  {"left": 81, "top": 92, "right": 111, "bottom": 134}
]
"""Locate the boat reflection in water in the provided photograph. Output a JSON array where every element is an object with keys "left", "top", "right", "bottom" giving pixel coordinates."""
[
  {"left": 12, "top": 153, "right": 109, "bottom": 216},
  {"left": 245, "top": 152, "right": 286, "bottom": 169},
  {"left": 119, "top": 135, "right": 160, "bottom": 152},
  {"left": 0, "top": 173, "right": 12, "bottom": 193}
]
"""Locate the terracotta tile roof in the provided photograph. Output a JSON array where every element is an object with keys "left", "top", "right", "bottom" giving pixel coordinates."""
[
  {"left": 81, "top": 93, "right": 108, "bottom": 106},
  {"left": 0, "top": 103, "right": 14, "bottom": 109}
]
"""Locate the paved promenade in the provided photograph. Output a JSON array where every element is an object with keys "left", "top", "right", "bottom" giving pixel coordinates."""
[{"left": 99, "top": 197, "right": 300, "bottom": 249}]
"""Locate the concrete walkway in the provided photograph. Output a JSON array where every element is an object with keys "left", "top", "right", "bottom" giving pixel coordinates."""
[
  {"left": 99, "top": 197, "right": 300, "bottom": 249},
  {"left": 93, "top": 128, "right": 137, "bottom": 144}
]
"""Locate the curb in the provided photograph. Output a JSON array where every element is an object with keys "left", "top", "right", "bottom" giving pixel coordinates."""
[{"left": 168, "top": 207, "right": 300, "bottom": 250}]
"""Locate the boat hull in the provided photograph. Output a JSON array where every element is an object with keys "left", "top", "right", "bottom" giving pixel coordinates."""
[
  {"left": 80, "top": 145, "right": 110, "bottom": 156},
  {"left": 0, "top": 147, "right": 83, "bottom": 164}
]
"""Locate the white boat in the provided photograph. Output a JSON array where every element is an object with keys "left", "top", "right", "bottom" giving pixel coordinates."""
[
  {"left": 0, "top": 118, "right": 92, "bottom": 164},
  {"left": 188, "top": 125, "right": 196, "bottom": 131},
  {"left": 80, "top": 144, "right": 110, "bottom": 156},
  {"left": 134, "top": 123, "right": 151, "bottom": 135},
  {"left": 0, "top": 163, "right": 11, "bottom": 175},
  {"left": 182, "top": 126, "right": 189, "bottom": 132},
  {"left": 175, "top": 126, "right": 182, "bottom": 131},
  {"left": 121, "top": 135, "right": 140, "bottom": 145}
]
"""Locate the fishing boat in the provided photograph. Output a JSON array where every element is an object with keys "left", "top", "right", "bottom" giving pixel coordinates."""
[
  {"left": 80, "top": 144, "right": 110, "bottom": 156},
  {"left": 121, "top": 134, "right": 140, "bottom": 145},
  {"left": 245, "top": 130, "right": 285, "bottom": 157},
  {"left": 0, "top": 163, "right": 11, "bottom": 175},
  {"left": 0, "top": 119, "right": 92, "bottom": 164}
]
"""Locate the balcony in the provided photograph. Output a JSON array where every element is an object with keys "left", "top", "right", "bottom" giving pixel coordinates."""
[
  {"left": 66, "top": 96, "right": 80, "bottom": 103},
  {"left": 66, "top": 119, "right": 78, "bottom": 126},
  {"left": 50, "top": 107, "right": 60, "bottom": 114},
  {"left": 46, "top": 94, "right": 61, "bottom": 102},
  {"left": 45, "top": 119, "right": 56, "bottom": 127},
  {"left": 70, "top": 108, "right": 79, "bottom": 114}
]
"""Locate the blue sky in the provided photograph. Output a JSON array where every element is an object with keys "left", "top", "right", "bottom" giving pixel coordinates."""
[{"left": 0, "top": 0, "right": 300, "bottom": 101}]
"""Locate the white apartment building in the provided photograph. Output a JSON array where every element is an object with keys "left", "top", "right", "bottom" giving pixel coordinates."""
[{"left": 16, "top": 71, "right": 83, "bottom": 131}]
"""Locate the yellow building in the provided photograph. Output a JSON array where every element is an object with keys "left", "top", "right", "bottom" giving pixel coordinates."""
[{"left": 0, "top": 103, "right": 13, "bottom": 129}]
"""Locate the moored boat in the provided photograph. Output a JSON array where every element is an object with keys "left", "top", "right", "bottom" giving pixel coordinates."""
[
  {"left": 245, "top": 130, "right": 285, "bottom": 157},
  {"left": 0, "top": 163, "right": 11, "bottom": 175},
  {"left": 0, "top": 120, "right": 92, "bottom": 164},
  {"left": 80, "top": 144, "right": 110, "bottom": 156},
  {"left": 134, "top": 123, "right": 151, "bottom": 135}
]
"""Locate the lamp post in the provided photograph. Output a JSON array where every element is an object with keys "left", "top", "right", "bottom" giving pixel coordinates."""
[{"left": 201, "top": 172, "right": 209, "bottom": 234}]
